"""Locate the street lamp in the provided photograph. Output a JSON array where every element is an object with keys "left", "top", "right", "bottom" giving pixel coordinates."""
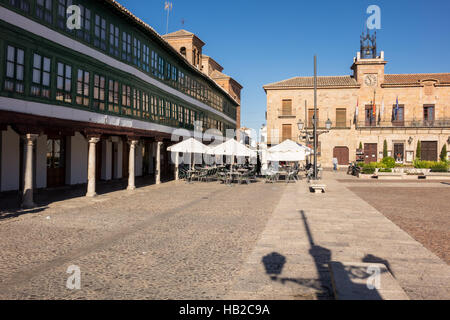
[
  {"left": 325, "top": 119, "right": 332, "bottom": 131},
  {"left": 297, "top": 116, "right": 333, "bottom": 179}
]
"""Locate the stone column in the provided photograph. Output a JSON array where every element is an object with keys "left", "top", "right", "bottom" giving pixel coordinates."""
[
  {"left": 22, "top": 134, "right": 38, "bottom": 209},
  {"left": 156, "top": 141, "right": 162, "bottom": 185},
  {"left": 86, "top": 137, "right": 100, "bottom": 197},
  {"left": 175, "top": 152, "right": 179, "bottom": 181},
  {"left": 127, "top": 140, "right": 138, "bottom": 191}
]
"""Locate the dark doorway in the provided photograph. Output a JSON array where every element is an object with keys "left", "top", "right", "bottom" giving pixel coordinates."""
[
  {"left": 364, "top": 143, "right": 377, "bottom": 164},
  {"left": 95, "top": 140, "right": 103, "bottom": 181},
  {"left": 421, "top": 141, "right": 438, "bottom": 161},
  {"left": 122, "top": 141, "right": 129, "bottom": 179},
  {"left": 394, "top": 143, "right": 404, "bottom": 163},
  {"left": 333, "top": 147, "right": 349, "bottom": 165},
  {"left": 47, "top": 138, "right": 66, "bottom": 188}
]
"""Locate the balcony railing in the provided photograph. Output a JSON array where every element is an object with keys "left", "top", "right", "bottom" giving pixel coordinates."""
[
  {"left": 356, "top": 119, "right": 450, "bottom": 129},
  {"left": 278, "top": 109, "right": 297, "bottom": 118}
]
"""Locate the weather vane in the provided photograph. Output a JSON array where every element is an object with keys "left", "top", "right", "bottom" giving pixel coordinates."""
[{"left": 164, "top": 1, "right": 173, "bottom": 34}]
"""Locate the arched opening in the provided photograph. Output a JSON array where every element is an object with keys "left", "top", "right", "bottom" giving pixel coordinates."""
[
  {"left": 180, "top": 47, "right": 186, "bottom": 57},
  {"left": 333, "top": 146, "right": 349, "bottom": 165}
]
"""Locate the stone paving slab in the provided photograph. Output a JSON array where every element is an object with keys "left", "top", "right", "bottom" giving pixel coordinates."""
[{"left": 227, "top": 172, "right": 450, "bottom": 300}]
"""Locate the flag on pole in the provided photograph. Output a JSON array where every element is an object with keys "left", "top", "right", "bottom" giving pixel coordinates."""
[
  {"left": 355, "top": 98, "right": 359, "bottom": 117},
  {"left": 395, "top": 96, "right": 399, "bottom": 119},
  {"left": 372, "top": 91, "right": 376, "bottom": 119}
]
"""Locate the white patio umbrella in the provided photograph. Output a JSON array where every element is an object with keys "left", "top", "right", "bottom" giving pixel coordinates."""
[
  {"left": 207, "top": 139, "right": 257, "bottom": 172},
  {"left": 267, "top": 139, "right": 311, "bottom": 162},
  {"left": 207, "top": 139, "right": 257, "bottom": 157},
  {"left": 167, "top": 138, "right": 210, "bottom": 169}
]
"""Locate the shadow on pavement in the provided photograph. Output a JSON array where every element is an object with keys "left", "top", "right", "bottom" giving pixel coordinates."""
[
  {"left": 261, "top": 210, "right": 387, "bottom": 300},
  {"left": 0, "top": 175, "right": 165, "bottom": 219}
]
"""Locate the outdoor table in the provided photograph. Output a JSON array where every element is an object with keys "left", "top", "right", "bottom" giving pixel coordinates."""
[{"left": 186, "top": 170, "right": 197, "bottom": 183}]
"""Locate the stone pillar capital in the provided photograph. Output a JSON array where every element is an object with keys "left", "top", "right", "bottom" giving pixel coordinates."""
[
  {"left": 23, "top": 134, "right": 39, "bottom": 145},
  {"left": 88, "top": 137, "right": 101, "bottom": 144},
  {"left": 128, "top": 140, "right": 139, "bottom": 147}
]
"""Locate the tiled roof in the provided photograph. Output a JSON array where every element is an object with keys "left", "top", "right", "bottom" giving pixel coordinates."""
[
  {"left": 264, "top": 76, "right": 359, "bottom": 89},
  {"left": 384, "top": 73, "right": 450, "bottom": 85},
  {"left": 101, "top": 1, "right": 238, "bottom": 105},
  {"left": 162, "top": 29, "right": 194, "bottom": 38},
  {"left": 211, "top": 70, "right": 230, "bottom": 79}
]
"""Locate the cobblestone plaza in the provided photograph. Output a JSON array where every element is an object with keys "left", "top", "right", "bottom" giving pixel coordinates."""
[{"left": 0, "top": 173, "right": 449, "bottom": 300}]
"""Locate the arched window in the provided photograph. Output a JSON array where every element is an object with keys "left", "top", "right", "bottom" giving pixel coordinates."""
[{"left": 180, "top": 47, "right": 186, "bottom": 57}]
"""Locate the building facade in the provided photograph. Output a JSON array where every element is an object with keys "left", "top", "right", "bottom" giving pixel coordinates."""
[
  {"left": 0, "top": 0, "right": 239, "bottom": 206},
  {"left": 264, "top": 34, "right": 450, "bottom": 168},
  {"left": 163, "top": 30, "right": 243, "bottom": 132}
]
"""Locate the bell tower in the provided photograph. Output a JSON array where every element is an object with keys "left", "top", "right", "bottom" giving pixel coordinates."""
[{"left": 351, "top": 30, "right": 386, "bottom": 87}]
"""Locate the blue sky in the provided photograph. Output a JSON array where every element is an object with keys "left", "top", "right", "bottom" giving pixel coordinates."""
[{"left": 119, "top": 0, "right": 450, "bottom": 131}]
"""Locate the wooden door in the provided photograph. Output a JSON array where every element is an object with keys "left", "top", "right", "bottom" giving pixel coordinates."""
[
  {"left": 364, "top": 143, "right": 377, "bottom": 164},
  {"left": 282, "top": 124, "right": 292, "bottom": 142},
  {"left": 394, "top": 143, "right": 404, "bottom": 163},
  {"left": 333, "top": 147, "right": 349, "bottom": 165},
  {"left": 47, "top": 138, "right": 66, "bottom": 188},
  {"left": 421, "top": 141, "right": 437, "bottom": 161}
]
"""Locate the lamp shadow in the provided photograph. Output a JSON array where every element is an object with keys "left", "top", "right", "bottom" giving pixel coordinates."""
[{"left": 261, "top": 210, "right": 387, "bottom": 300}]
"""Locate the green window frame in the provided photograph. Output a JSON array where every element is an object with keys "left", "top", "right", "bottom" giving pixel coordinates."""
[
  {"left": 109, "top": 23, "right": 120, "bottom": 58},
  {"left": 57, "top": 0, "right": 73, "bottom": 32},
  {"left": 108, "top": 79, "right": 119, "bottom": 113},
  {"left": 56, "top": 61, "right": 72, "bottom": 103},
  {"left": 93, "top": 74, "right": 105, "bottom": 111},
  {"left": 121, "top": 84, "right": 132, "bottom": 115},
  {"left": 151, "top": 50, "right": 158, "bottom": 76},
  {"left": 121, "top": 31, "right": 132, "bottom": 62},
  {"left": 142, "top": 44, "right": 150, "bottom": 72},
  {"left": 4, "top": 45, "right": 25, "bottom": 94},
  {"left": 142, "top": 92, "right": 149, "bottom": 119},
  {"left": 94, "top": 14, "right": 106, "bottom": 51},
  {"left": 133, "top": 37, "right": 141, "bottom": 68},
  {"left": 76, "top": 68, "right": 90, "bottom": 107},
  {"left": 132, "top": 88, "right": 141, "bottom": 118},
  {"left": 8, "top": 0, "right": 30, "bottom": 13},
  {"left": 76, "top": 4, "right": 91, "bottom": 42},
  {"left": 31, "top": 53, "right": 51, "bottom": 98},
  {"left": 150, "top": 94, "right": 157, "bottom": 121},
  {"left": 35, "top": 0, "right": 53, "bottom": 24}
]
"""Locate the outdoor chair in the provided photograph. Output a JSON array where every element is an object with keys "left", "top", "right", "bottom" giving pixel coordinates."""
[
  {"left": 265, "top": 170, "right": 279, "bottom": 183},
  {"left": 286, "top": 170, "right": 297, "bottom": 184},
  {"left": 197, "top": 169, "right": 209, "bottom": 182}
]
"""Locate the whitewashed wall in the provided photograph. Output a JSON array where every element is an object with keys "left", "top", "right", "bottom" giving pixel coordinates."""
[
  {"left": 67, "top": 132, "right": 88, "bottom": 185},
  {"left": 101, "top": 140, "right": 112, "bottom": 181}
]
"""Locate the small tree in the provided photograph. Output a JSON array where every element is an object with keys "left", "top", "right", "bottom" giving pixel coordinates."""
[
  {"left": 359, "top": 142, "right": 363, "bottom": 150},
  {"left": 416, "top": 141, "right": 421, "bottom": 160},
  {"left": 440, "top": 144, "right": 448, "bottom": 162},
  {"left": 383, "top": 140, "right": 388, "bottom": 159}
]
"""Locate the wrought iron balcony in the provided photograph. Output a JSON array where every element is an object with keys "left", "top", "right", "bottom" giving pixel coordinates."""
[
  {"left": 277, "top": 109, "right": 297, "bottom": 118},
  {"left": 356, "top": 119, "right": 450, "bottom": 129}
]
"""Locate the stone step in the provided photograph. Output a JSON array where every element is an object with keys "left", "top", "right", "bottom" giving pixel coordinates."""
[{"left": 329, "top": 262, "right": 410, "bottom": 300}]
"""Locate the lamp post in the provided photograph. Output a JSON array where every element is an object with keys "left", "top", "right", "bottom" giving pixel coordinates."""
[{"left": 297, "top": 56, "right": 333, "bottom": 181}]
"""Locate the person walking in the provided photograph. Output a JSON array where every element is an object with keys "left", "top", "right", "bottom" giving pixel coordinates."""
[{"left": 332, "top": 157, "right": 338, "bottom": 172}]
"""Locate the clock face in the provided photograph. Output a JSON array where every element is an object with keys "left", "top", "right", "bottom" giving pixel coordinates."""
[{"left": 365, "top": 74, "right": 378, "bottom": 87}]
